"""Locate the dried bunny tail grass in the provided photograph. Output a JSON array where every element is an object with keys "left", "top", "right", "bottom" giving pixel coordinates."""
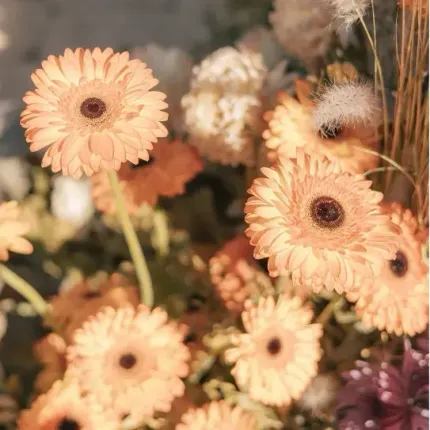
[
  {"left": 313, "top": 81, "right": 381, "bottom": 136},
  {"left": 323, "top": 0, "right": 372, "bottom": 28}
]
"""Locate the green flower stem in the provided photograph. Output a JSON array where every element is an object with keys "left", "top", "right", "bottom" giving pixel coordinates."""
[
  {"left": 0, "top": 264, "right": 49, "bottom": 317},
  {"left": 107, "top": 170, "right": 154, "bottom": 307}
]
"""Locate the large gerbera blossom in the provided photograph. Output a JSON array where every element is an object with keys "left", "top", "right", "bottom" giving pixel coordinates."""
[
  {"left": 225, "top": 295, "right": 322, "bottom": 406},
  {"left": 0, "top": 201, "right": 33, "bottom": 261},
  {"left": 21, "top": 48, "right": 168, "bottom": 179},
  {"left": 50, "top": 273, "right": 139, "bottom": 340},
  {"left": 347, "top": 202, "right": 429, "bottom": 336},
  {"left": 245, "top": 150, "right": 400, "bottom": 293},
  {"left": 176, "top": 401, "right": 257, "bottom": 430},
  {"left": 91, "top": 139, "right": 203, "bottom": 213},
  {"left": 67, "top": 306, "right": 190, "bottom": 423},
  {"left": 209, "top": 236, "right": 274, "bottom": 314},
  {"left": 18, "top": 381, "right": 119, "bottom": 430},
  {"left": 263, "top": 84, "right": 379, "bottom": 174}
]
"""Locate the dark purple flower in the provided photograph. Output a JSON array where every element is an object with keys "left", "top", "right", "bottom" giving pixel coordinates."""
[{"left": 336, "top": 341, "right": 429, "bottom": 430}]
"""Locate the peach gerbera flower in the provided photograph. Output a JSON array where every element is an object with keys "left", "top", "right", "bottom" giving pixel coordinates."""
[
  {"left": 34, "top": 333, "right": 67, "bottom": 393},
  {"left": 176, "top": 401, "right": 257, "bottom": 430},
  {"left": 18, "top": 380, "right": 119, "bottom": 430},
  {"left": 209, "top": 236, "right": 274, "bottom": 314},
  {"left": 245, "top": 149, "right": 400, "bottom": 293},
  {"left": 0, "top": 201, "right": 33, "bottom": 261},
  {"left": 50, "top": 272, "right": 139, "bottom": 340},
  {"left": 67, "top": 305, "right": 190, "bottom": 423},
  {"left": 347, "top": 202, "right": 429, "bottom": 336},
  {"left": 91, "top": 139, "right": 203, "bottom": 212},
  {"left": 21, "top": 48, "right": 168, "bottom": 179},
  {"left": 225, "top": 295, "right": 322, "bottom": 406},
  {"left": 263, "top": 82, "right": 379, "bottom": 174}
]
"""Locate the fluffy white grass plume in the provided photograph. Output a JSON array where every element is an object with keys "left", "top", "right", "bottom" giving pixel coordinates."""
[
  {"left": 323, "top": 0, "right": 371, "bottom": 28},
  {"left": 313, "top": 81, "right": 382, "bottom": 137}
]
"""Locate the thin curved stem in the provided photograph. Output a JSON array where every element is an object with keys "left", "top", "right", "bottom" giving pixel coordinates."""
[
  {"left": 107, "top": 171, "right": 154, "bottom": 308},
  {"left": 0, "top": 264, "right": 48, "bottom": 317}
]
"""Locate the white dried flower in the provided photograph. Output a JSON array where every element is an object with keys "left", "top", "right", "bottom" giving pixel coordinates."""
[
  {"left": 313, "top": 82, "right": 382, "bottom": 136},
  {"left": 182, "top": 47, "right": 267, "bottom": 166},
  {"left": 51, "top": 176, "right": 94, "bottom": 227},
  {"left": 0, "top": 157, "right": 30, "bottom": 201},
  {"left": 298, "top": 373, "right": 340, "bottom": 414},
  {"left": 270, "top": 0, "right": 333, "bottom": 72},
  {"left": 324, "top": 0, "right": 371, "bottom": 28},
  {"left": 131, "top": 44, "right": 193, "bottom": 135}
]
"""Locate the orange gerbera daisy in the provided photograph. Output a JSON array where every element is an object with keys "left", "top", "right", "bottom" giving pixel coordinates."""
[
  {"left": 34, "top": 333, "right": 67, "bottom": 393},
  {"left": 209, "top": 236, "right": 274, "bottom": 314},
  {"left": 176, "top": 401, "right": 257, "bottom": 430},
  {"left": 0, "top": 201, "right": 33, "bottom": 261},
  {"left": 245, "top": 149, "right": 399, "bottom": 293},
  {"left": 50, "top": 273, "right": 139, "bottom": 340},
  {"left": 263, "top": 84, "right": 379, "bottom": 174},
  {"left": 67, "top": 306, "right": 190, "bottom": 423},
  {"left": 347, "top": 202, "right": 429, "bottom": 336},
  {"left": 225, "top": 295, "right": 322, "bottom": 406},
  {"left": 91, "top": 139, "right": 203, "bottom": 212},
  {"left": 18, "top": 381, "right": 119, "bottom": 430},
  {"left": 21, "top": 48, "right": 168, "bottom": 179}
]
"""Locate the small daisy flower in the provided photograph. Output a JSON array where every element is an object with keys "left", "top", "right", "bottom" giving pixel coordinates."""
[
  {"left": 209, "top": 236, "right": 274, "bottom": 314},
  {"left": 0, "top": 201, "right": 33, "bottom": 261},
  {"left": 91, "top": 139, "right": 203, "bottom": 212},
  {"left": 176, "top": 401, "right": 257, "bottom": 430},
  {"left": 34, "top": 333, "right": 67, "bottom": 393},
  {"left": 225, "top": 295, "right": 322, "bottom": 406},
  {"left": 18, "top": 381, "right": 119, "bottom": 430},
  {"left": 21, "top": 48, "right": 168, "bottom": 179},
  {"left": 263, "top": 84, "right": 379, "bottom": 174},
  {"left": 245, "top": 150, "right": 400, "bottom": 293},
  {"left": 67, "top": 305, "right": 190, "bottom": 423},
  {"left": 347, "top": 202, "right": 429, "bottom": 336}
]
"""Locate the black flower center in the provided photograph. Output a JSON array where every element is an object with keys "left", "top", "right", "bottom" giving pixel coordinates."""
[
  {"left": 389, "top": 251, "right": 408, "bottom": 277},
  {"left": 80, "top": 97, "right": 107, "bottom": 119},
  {"left": 119, "top": 353, "right": 137, "bottom": 370},
  {"left": 311, "top": 196, "right": 345, "bottom": 229},
  {"left": 57, "top": 418, "right": 80, "bottom": 430},
  {"left": 82, "top": 291, "right": 101, "bottom": 299},
  {"left": 186, "top": 293, "right": 206, "bottom": 313},
  {"left": 130, "top": 156, "right": 156, "bottom": 169},
  {"left": 319, "top": 124, "right": 343, "bottom": 139},
  {"left": 267, "top": 337, "right": 282, "bottom": 356}
]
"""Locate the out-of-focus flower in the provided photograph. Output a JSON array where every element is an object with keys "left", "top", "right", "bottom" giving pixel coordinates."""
[
  {"left": 263, "top": 82, "right": 379, "bottom": 174},
  {"left": 298, "top": 373, "right": 340, "bottom": 415},
  {"left": 347, "top": 202, "right": 429, "bottom": 336},
  {"left": 225, "top": 295, "right": 322, "bottom": 406},
  {"left": 245, "top": 150, "right": 399, "bottom": 293},
  {"left": 0, "top": 389, "right": 18, "bottom": 429},
  {"left": 18, "top": 380, "right": 119, "bottom": 430},
  {"left": 67, "top": 306, "right": 190, "bottom": 423},
  {"left": 182, "top": 47, "right": 267, "bottom": 167},
  {"left": 270, "top": 0, "right": 333, "bottom": 72},
  {"left": 91, "top": 139, "right": 203, "bottom": 212},
  {"left": 50, "top": 272, "right": 139, "bottom": 340},
  {"left": 336, "top": 340, "right": 429, "bottom": 430},
  {"left": 21, "top": 48, "right": 168, "bottom": 179},
  {"left": 0, "top": 157, "right": 30, "bottom": 201},
  {"left": 209, "top": 236, "right": 274, "bottom": 314},
  {"left": 176, "top": 401, "right": 257, "bottom": 430},
  {"left": 51, "top": 176, "right": 94, "bottom": 227},
  {"left": 323, "top": 0, "right": 371, "bottom": 28},
  {"left": 131, "top": 44, "right": 193, "bottom": 136},
  {"left": 0, "top": 201, "right": 33, "bottom": 261},
  {"left": 34, "top": 333, "right": 67, "bottom": 393}
]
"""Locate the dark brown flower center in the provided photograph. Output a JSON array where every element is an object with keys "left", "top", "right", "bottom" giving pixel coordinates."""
[
  {"left": 130, "top": 156, "right": 156, "bottom": 169},
  {"left": 57, "top": 418, "right": 80, "bottom": 430},
  {"left": 82, "top": 291, "right": 101, "bottom": 299},
  {"left": 389, "top": 251, "right": 408, "bottom": 277},
  {"left": 267, "top": 337, "right": 282, "bottom": 356},
  {"left": 311, "top": 196, "right": 345, "bottom": 229},
  {"left": 319, "top": 124, "right": 343, "bottom": 139},
  {"left": 119, "top": 353, "right": 137, "bottom": 370},
  {"left": 80, "top": 97, "right": 107, "bottom": 119}
]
